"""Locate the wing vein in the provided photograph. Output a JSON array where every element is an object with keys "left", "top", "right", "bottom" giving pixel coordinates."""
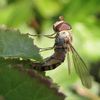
[{"left": 70, "top": 44, "right": 92, "bottom": 88}]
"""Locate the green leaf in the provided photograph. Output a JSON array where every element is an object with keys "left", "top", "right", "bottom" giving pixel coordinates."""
[
  {"left": 0, "top": 27, "right": 42, "bottom": 61},
  {"left": 0, "top": 59, "right": 65, "bottom": 100}
]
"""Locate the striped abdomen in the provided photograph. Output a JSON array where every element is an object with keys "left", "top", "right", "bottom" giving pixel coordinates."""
[
  {"left": 31, "top": 33, "right": 67, "bottom": 71},
  {"left": 32, "top": 49, "right": 66, "bottom": 71}
]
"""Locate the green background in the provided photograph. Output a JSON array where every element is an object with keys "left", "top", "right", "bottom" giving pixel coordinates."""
[{"left": 0, "top": 0, "right": 100, "bottom": 100}]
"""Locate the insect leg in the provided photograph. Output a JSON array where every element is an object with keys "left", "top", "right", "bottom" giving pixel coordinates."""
[
  {"left": 44, "top": 33, "right": 56, "bottom": 36},
  {"left": 39, "top": 46, "right": 54, "bottom": 52},
  {"left": 27, "top": 33, "right": 56, "bottom": 39},
  {"left": 43, "top": 33, "right": 56, "bottom": 39}
]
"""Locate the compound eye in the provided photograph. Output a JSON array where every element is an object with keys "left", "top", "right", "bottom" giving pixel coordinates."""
[
  {"left": 65, "top": 23, "right": 72, "bottom": 30},
  {"left": 53, "top": 16, "right": 72, "bottom": 32},
  {"left": 53, "top": 22, "right": 72, "bottom": 32}
]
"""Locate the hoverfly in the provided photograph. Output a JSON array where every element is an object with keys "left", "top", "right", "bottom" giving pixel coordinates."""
[{"left": 31, "top": 16, "right": 92, "bottom": 88}]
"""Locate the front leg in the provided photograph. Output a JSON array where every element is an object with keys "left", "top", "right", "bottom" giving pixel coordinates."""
[
  {"left": 28, "top": 33, "right": 56, "bottom": 39},
  {"left": 43, "top": 33, "right": 56, "bottom": 39}
]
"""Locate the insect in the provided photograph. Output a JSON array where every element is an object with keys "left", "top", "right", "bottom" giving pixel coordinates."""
[{"left": 31, "top": 16, "right": 92, "bottom": 88}]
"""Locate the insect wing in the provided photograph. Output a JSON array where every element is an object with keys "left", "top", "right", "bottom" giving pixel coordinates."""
[
  {"left": 70, "top": 44, "right": 92, "bottom": 88},
  {"left": 67, "top": 51, "right": 71, "bottom": 74}
]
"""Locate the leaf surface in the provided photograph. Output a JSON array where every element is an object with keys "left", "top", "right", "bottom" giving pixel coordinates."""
[
  {"left": 0, "top": 27, "right": 42, "bottom": 61},
  {"left": 0, "top": 59, "right": 65, "bottom": 100}
]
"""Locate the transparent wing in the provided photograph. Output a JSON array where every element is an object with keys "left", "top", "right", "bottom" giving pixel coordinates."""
[
  {"left": 67, "top": 51, "right": 71, "bottom": 74},
  {"left": 70, "top": 44, "right": 92, "bottom": 88}
]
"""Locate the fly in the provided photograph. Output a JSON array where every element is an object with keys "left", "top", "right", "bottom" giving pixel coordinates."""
[{"left": 31, "top": 16, "right": 92, "bottom": 89}]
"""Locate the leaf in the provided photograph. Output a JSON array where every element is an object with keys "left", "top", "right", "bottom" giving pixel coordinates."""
[
  {"left": 0, "top": 59, "right": 66, "bottom": 100},
  {"left": 0, "top": 27, "right": 42, "bottom": 61}
]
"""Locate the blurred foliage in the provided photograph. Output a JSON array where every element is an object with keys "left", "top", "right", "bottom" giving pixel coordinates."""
[
  {"left": 0, "top": 0, "right": 100, "bottom": 100},
  {"left": 0, "top": 58, "right": 65, "bottom": 100}
]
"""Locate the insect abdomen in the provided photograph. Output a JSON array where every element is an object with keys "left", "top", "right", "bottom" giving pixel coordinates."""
[
  {"left": 32, "top": 51, "right": 66, "bottom": 71},
  {"left": 31, "top": 34, "right": 67, "bottom": 71},
  {"left": 32, "top": 62, "right": 62, "bottom": 71}
]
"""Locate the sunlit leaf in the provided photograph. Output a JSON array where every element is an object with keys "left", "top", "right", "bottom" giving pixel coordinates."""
[{"left": 0, "top": 27, "right": 42, "bottom": 61}]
